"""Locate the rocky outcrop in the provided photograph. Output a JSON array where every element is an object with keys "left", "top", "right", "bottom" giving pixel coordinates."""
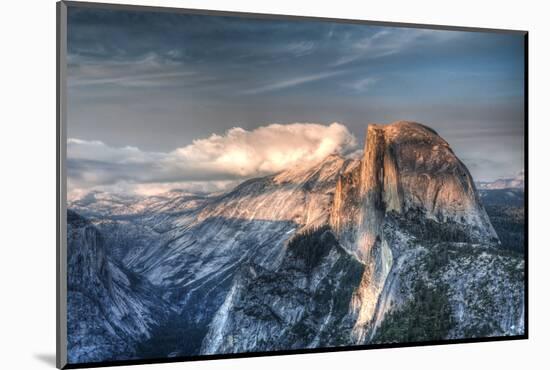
[
  {"left": 328, "top": 121, "right": 500, "bottom": 341},
  {"left": 332, "top": 121, "right": 498, "bottom": 258}
]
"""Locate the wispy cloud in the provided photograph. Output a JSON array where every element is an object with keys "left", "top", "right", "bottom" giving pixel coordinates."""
[
  {"left": 332, "top": 28, "right": 463, "bottom": 66},
  {"left": 242, "top": 71, "right": 345, "bottom": 95},
  {"left": 346, "top": 76, "right": 379, "bottom": 92},
  {"left": 68, "top": 71, "right": 198, "bottom": 87},
  {"left": 68, "top": 51, "right": 205, "bottom": 88},
  {"left": 285, "top": 41, "right": 316, "bottom": 57}
]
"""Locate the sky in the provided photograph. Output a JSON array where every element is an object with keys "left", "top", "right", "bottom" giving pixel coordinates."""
[{"left": 66, "top": 5, "right": 525, "bottom": 198}]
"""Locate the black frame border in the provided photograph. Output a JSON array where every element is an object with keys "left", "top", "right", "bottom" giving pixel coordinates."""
[{"left": 56, "top": 1, "right": 529, "bottom": 369}]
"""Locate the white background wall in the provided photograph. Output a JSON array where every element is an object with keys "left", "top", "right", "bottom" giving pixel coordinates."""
[{"left": 1, "top": 0, "right": 547, "bottom": 368}]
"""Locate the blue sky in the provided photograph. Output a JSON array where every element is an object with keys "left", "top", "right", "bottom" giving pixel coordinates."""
[{"left": 66, "top": 6, "right": 525, "bottom": 195}]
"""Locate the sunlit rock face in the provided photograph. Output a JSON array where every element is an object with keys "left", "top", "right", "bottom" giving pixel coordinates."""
[
  {"left": 68, "top": 121, "right": 523, "bottom": 362},
  {"left": 333, "top": 121, "right": 498, "bottom": 260},
  {"left": 382, "top": 122, "right": 496, "bottom": 239},
  {"left": 329, "top": 160, "right": 361, "bottom": 244},
  {"left": 328, "top": 121, "right": 501, "bottom": 342}
]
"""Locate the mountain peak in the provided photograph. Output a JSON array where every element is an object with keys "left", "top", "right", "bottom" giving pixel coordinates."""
[
  {"left": 364, "top": 121, "right": 448, "bottom": 150},
  {"left": 332, "top": 121, "right": 498, "bottom": 262}
]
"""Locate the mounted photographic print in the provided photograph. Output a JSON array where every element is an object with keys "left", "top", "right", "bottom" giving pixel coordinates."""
[{"left": 56, "top": 1, "right": 528, "bottom": 368}]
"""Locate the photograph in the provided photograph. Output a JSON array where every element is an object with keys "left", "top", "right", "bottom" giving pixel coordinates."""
[{"left": 61, "top": 2, "right": 526, "bottom": 367}]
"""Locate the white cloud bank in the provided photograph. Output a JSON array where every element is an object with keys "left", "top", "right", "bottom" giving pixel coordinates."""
[{"left": 68, "top": 122, "right": 357, "bottom": 197}]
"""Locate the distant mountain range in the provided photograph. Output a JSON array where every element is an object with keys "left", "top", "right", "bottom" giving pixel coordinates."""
[
  {"left": 477, "top": 171, "right": 524, "bottom": 190},
  {"left": 66, "top": 121, "right": 525, "bottom": 364}
]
